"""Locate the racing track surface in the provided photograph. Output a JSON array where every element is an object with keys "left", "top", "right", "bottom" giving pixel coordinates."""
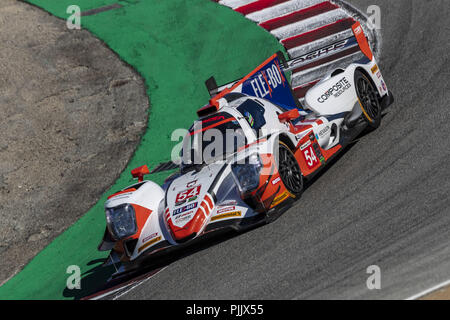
[{"left": 119, "top": 0, "right": 450, "bottom": 299}]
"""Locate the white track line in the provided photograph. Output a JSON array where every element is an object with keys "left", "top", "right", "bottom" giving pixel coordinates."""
[
  {"left": 271, "top": 9, "right": 347, "bottom": 39},
  {"left": 112, "top": 268, "right": 167, "bottom": 300},
  {"left": 89, "top": 266, "right": 167, "bottom": 300},
  {"left": 246, "top": 0, "right": 323, "bottom": 23},
  {"left": 90, "top": 283, "right": 134, "bottom": 300},
  {"left": 405, "top": 279, "right": 450, "bottom": 300}
]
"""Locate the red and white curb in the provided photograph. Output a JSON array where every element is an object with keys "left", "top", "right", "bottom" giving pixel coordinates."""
[{"left": 215, "top": 0, "right": 379, "bottom": 103}]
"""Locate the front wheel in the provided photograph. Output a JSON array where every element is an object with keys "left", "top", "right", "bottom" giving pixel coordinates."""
[
  {"left": 278, "top": 142, "right": 303, "bottom": 197},
  {"left": 355, "top": 70, "right": 382, "bottom": 130}
]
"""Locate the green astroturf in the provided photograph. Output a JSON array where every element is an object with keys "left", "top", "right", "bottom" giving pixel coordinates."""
[{"left": 0, "top": 0, "right": 284, "bottom": 299}]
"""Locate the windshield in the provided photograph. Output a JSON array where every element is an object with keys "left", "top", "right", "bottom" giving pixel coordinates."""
[{"left": 181, "top": 112, "right": 247, "bottom": 171}]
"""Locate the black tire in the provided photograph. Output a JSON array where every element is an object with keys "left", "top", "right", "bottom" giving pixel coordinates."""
[
  {"left": 354, "top": 69, "right": 382, "bottom": 130},
  {"left": 278, "top": 142, "right": 303, "bottom": 197}
]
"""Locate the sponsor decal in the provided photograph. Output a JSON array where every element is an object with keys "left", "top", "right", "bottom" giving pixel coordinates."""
[
  {"left": 271, "top": 191, "right": 290, "bottom": 207},
  {"left": 217, "top": 200, "right": 238, "bottom": 206},
  {"left": 240, "top": 56, "right": 297, "bottom": 109},
  {"left": 354, "top": 25, "right": 363, "bottom": 35},
  {"left": 175, "top": 211, "right": 193, "bottom": 220},
  {"left": 376, "top": 71, "right": 382, "bottom": 79},
  {"left": 175, "top": 215, "right": 192, "bottom": 224},
  {"left": 173, "top": 202, "right": 198, "bottom": 216},
  {"left": 248, "top": 69, "right": 278, "bottom": 100},
  {"left": 371, "top": 64, "right": 379, "bottom": 74},
  {"left": 318, "top": 126, "right": 330, "bottom": 138},
  {"left": 138, "top": 236, "right": 162, "bottom": 253},
  {"left": 293, "top": 39, "right": 349, "bottom": 64},
  {"left": 142, "top": 233, "right": 158, "bottom": 243},
  {"left": 381, "top": 80, "right": 387, "bottom": 91},
  {"left": 272, "top": 177, "right": 281, "bottom": 185},
  {"left": 312, "top": 141, "right": 325, "bottom": 163},
  {"left": 175, "top": 200, "right": 186, "bottom": 206},
  {"left": 175, "top": 185, "right": 201, "bottom": 203},
  {"left": 300, "top": 141, "right": 311, "bottom": 151},
  {"left": 317, "top": 77, "right": 351, "bottom": 103},
  {"left": 217, "top": 206, "right": 235, "bottom": 214},
  {"left": 211, "top": 211, "right": 242, "bottom": 222}
]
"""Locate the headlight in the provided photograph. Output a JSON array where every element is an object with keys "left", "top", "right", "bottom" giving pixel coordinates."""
[
  {"left": 105, "top": 204, "right": 137, "bottom": 240},
  {"left": 231, "top": 154, "right": 262, "bottom": 194}
]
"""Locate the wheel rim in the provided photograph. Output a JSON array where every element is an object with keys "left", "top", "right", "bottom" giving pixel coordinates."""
[
  {"left": 356, "top": 76, "right": 380, "bottom": 120},
  {"left": 278, "top": 145, "right": 303, "bottom": 194}
]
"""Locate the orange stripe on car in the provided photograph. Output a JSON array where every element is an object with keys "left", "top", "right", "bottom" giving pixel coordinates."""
[
  {"left": 204, "top": 194, "right": 214, "bottom": 210},
  {"left": 201, "top": 201, "right": 210, "bottom": 215}
]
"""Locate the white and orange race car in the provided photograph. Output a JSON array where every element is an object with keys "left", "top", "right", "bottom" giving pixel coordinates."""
[{"left": 98, "top": 23, "right": 394, "bottom": 278}]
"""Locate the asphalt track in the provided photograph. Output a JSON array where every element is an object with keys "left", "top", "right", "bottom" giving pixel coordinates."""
[{"left": 119, "top": 0, "right": 450, "bottom": 299}]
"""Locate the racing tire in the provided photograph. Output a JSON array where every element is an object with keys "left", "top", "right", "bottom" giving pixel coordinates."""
[
  {"left": 278, "top": 142, "right": 303, "bottom": 197},
  {"left": 354, "top": 70, "right": 382, "bottom": 130}
]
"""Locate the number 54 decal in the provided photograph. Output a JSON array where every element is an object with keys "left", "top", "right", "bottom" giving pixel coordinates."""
[
  {"left": 302, "top": 146, "right": 319, "bottom": 169},
  {"left": 175, "top": 186, "right": 201, "bottom": 203}
]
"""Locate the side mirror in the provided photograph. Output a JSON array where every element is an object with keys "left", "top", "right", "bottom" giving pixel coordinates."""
[
  {"left": 278, "top": 109, "right": 300, "bottom": 123},
  {"left": 131, "top": 165, "right": 150, "bottom": 182}
]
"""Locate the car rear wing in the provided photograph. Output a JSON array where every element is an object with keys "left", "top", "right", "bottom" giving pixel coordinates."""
[
  {"left": 206, "top": 51, "right": 301, "bottom": 111},
  {"left": 206, "top": 22, "right": 374, "bottom": 107}
]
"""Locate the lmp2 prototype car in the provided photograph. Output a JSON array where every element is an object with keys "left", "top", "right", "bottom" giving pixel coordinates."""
[{"left": 98, "top": 22, "right": 394, "bottom": 277}]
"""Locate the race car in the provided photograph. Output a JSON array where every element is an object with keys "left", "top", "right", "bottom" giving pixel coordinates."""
[{"left": 98, "top": 22, "right": 394, "bottom": 278}]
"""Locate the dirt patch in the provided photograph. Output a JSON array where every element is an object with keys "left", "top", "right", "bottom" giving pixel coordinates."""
[
  {"left": 420, "top": 285, "right": 450, "bottom": 300},
  {"left": 0, "top": 0, "right": 148, "bottom": 284}
]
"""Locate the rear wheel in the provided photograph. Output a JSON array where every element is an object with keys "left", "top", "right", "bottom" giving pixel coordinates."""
[
  {"left": 355, "top": 70, "right": 381, "bottom": 130},
  {"left": 278, "top": 142, "right": 303, "bottom": 197}
]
